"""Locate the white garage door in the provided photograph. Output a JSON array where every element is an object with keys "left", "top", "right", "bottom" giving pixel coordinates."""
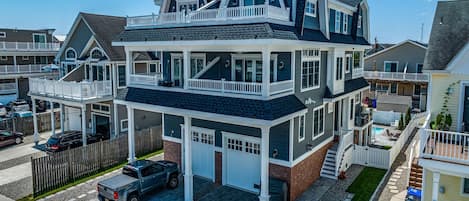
[
  {"left": 66, "top": 107, "right": 81, "bottom": 131},
  {"left": 191, "top": 127, "right": 215, "bottom": 181},
  {"left": 225, "top": 135, "right": 261, "bottom": 193}
]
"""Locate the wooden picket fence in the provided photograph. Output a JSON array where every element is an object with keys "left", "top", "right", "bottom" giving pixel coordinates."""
[{"left": 31, "top": 126, "right": 162, "bottom": 197}]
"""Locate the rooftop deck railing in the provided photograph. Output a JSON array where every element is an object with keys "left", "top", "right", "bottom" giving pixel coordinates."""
[
  {"left": 364, "top": 71, "right": 429, "bottom": 82},
  {"left": 0, "top": 42, "right": 60, "bottom": 51},
  {"left": 0, "top": 64, "right": 54, "bottom": 74},
  {"left": 29, "top": 78, "right": 112, "bottom": 101}
]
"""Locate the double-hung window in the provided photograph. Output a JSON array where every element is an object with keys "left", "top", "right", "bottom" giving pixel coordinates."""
[
  {"left": 336, "top": 57, "right": 343, "bottom": 80},
  {"left": 299, "top": 114, "right": 305, "bottom": 142},
  {"left": 353, "top": 51, "right": 361, "bottom": 69},
  {"left": 335, "top": 10, "right": 341, "bottom": 33},
  {"left": 301, "top": 49, "right": 321, "bottom": 91},
  {"left": 313, "top": 106, "right": 324, "bottom": 139},
  {"left": 190, "top": 55, "right": 205, "bottom": 77},
  {"left": 305, "top": 0, "right": 317, "bottom": 17},
  {"left": 343, "top": 14, "right": 348, "bottom": 34}
]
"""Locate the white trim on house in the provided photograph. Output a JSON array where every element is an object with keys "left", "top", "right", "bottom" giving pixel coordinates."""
[
  {"left": 419, "top": 158, "right": 469, "bottom": 178},
  {"left": 90, "top": 47, "right": 105, "bottom": 60},
  {"left": 457, "top": 81, "right": 469, "bottom": 132},
  {"left": 121, "top": 119, "right": 129, "bottom": 132},
  {"left": 0, "top": 56, "right": 7, "bottom": 61},
  {"left": 0, "top": 32, "right": 6, "bottom": 38},
  {"left": 384, "top": 61, "right": 399, "bottom": 72},
  {"left": 461, "top": 178, "right": 469, "bottom": 197},
  {"left": 447, "top": 42, "right": 469, "bottom": 74},
  {"left": 328, "top": 0, "right": 355, "bottom": 15},
  {"left": 300, "top": 49, "right": 321, "bottom": 92},
  {"left": 91, "top": 103, "right": 111, "bottom": 114},
  {"left": 162, "top": 135, "right": 182, "bottom": 143},
  {"left": 289, "top": 117, "right": 294, "bottom": 162},
  {"left": 65, "top": 47, "right": 77, "bottom": 61},
  {"left": 342, "top": 13, "right": 348, "bottom": 34},
  {"left": 91, "top": 112, "right": 110, "bottom": 134},
  {"left": 365, "top": 40, "right": 428, "bottom": 60},
  {"left": 32, "top": 33, "right": 47, "bottom": 44},
  {"left": 304, "top": 0, "right": 317, "bottom": 18}
]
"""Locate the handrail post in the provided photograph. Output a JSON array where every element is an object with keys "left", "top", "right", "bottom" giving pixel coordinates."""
[{"left": 221, "top": 78, "right": 225, "bottom": 93}]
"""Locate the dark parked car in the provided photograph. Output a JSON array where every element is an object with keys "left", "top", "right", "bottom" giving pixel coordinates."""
[
  {"left": 7, "top": 99, "right": 30, "bottom": 112},
  {"left": 0, "top": 130, "right": 23, "bottom": 148},
  {"left": 45, "top": 131, "right": 103, "bottom": 152},
  {"left": 98, "top": 160, "right": 180, "bottom": 201}
]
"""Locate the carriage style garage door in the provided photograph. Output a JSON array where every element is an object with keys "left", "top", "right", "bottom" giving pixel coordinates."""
[
  {"left": 66, "top": 107, "right": 81, "bottom": 131},
  {"left": 191, "top": 127, "right": 215, "bottom": 181},
  {"left": 225, "top": 133, "right": 261, "bottom": 193}
]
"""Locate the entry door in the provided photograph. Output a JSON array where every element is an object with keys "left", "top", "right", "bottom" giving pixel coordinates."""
[
  {"left": 172, "top": 57, "right": 183, "bottom": 87},
  {"left": 66, "top": 107, "right": 82, "bottom": 131},
  {"left": 33, "top": 34, "right": 46, "bottom": 49},
  {"left": 191, "top": 128, "right": 215, "bottom": 180},
  {"left": 225, "top": 135, "right": 261, "bottom": 193},
  {"left": 464, "top": 87, "right": 469, "bottom": 132},
  {"left": 94, "top": 114, "right": 110, "bottom": 140}
]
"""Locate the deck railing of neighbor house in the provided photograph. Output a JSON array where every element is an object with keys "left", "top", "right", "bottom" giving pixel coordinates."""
[
  {"left": 0, "top": 83, "right": 17, "bottom": 94},
  {"left": 29, "top": 78, "right": 112, "bottom": 100},
  {"left": 0, "top": 64, "right": 52, "bottom": 74},
  {"left": 129, "top": 73, "right": 163, "bottom": 87},
  {"left": 127, "top": 5, "right": 289, "bottom": 27},
  {"left": 364, "top": 71, "right": 430, "bottom": 82},
  {"left": 352, "top": 68, "right": 363, "bottom": 79},
  {"left": 0, "top": 42, "right": 60, "bottom": 51},
  {"left": 421, "top": 129, "right": 469, "bottom": 165}
]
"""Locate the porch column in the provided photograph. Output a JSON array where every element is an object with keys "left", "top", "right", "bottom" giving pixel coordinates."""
[
  {"left": 127, "top": 105, "right": 136, "bottom": 162},
  {"left": 291, "top": 50, "right": 295, "bottom": 81},
  {"left": 59, "top": 103, "right": 64, "bottom": 133},
  {"left": 32, "top": 99, "right": 39, "bottom": 145},
  {"left": 183, "top": 50, "right": 190, "bottom": 90},
  {"left": 432, "top": 172, "right": 440, "bottom": 201},
  {"left": 81, "top": 104, "right": 87, "bottom": 146},
  {"left": 15, "top": 78, "right": 19, "bottom": 99},
  {"left": 50, "top": 101, "right": 55, "bottom": 136},
  {"left": 262, "top": 49, "right": 271, "bottom": 97},
  {"left": 259, "top": 127, "right": 270, "bottom": 201},
  {"left": 183, "top": 116, "right": 193, "bottom": 201},
  {"left": 125, "top": 48, "right": 132, "bottom": 87},
  {"left": 113, "top": 103, "right": 119, "bottom": 139}
]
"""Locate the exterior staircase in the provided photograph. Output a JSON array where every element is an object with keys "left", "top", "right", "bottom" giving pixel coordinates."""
[
  {"left": 408, "top": 158, "right": 423, "bottom": 189},
  {"left": 320, "top": 146, "right": 338, "bottom": 180}
]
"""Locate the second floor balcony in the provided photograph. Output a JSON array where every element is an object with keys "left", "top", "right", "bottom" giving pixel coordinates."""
[
  {"left": 126, "top": 5, "right": 290, "bottom": 28},
  {"left": 421, "top": 129, "right": 469, "bottom": 165},
  {"left": 364, "top": 71, "right": 429, "bottom": 82},
  {"left": 29, "top": 78, "right": 112, "bottom": 101},
  {"left": 0, "top": 42, "right": 60, "bottom": 52},
  {"left": 0, "top": 64, "right": 57, "bottom": 75}
]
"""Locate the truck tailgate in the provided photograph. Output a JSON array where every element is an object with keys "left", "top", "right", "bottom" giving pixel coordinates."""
[{"left": 99, "top": 174, "right": 138, "bottom": 191}]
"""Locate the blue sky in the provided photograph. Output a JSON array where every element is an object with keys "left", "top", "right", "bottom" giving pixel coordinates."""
[{"left": 0, "top": 0, "right": 437, "bottom": 43}]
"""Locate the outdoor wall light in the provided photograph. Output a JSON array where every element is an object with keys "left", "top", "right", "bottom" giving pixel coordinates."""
[
  {"left": 279, "top": 61, "right": 285, "bottom": 70},
  {"left": 272, "top": 149, "right": 279, "bottom": 158},
  {"left": 439, "top": 186, "right": 445, "bottom": 194},
  {"left": 306, "top": 144, "right": 314, "bottom": 151},
  {"left": 225, "top": 60, "right": 230, "bottom": 68}
]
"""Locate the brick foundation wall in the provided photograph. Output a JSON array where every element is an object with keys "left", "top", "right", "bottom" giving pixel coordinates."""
[
  {"left": 163, "top": 140, "right": 181, "bottom": 166},
  {"left": 288, "top": 141, "right": 333, "bottom": 201},
  {"left": 215, "top": 151, "right": 222, "bottom": 185}
]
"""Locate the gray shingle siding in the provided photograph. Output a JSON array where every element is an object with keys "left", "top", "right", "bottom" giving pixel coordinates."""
[
  {"left": 269, "top": 120, "right": 290, "bottom": 161},
  {"left": 364, "top": 42, "right": 426, "bottom": 73},
  {"left": 0, "top": 28, "right": 55, "bottom": 43},
  {"left": 164, "top": 114, "right": 184, "bottom": 139},
  {"left": 60, "top": 20, "right": 93, "bottom": 61}
]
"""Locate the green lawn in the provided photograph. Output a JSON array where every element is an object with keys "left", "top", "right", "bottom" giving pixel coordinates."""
[{"left": 346, "top": 167, "right": 387, "bottom": 201}]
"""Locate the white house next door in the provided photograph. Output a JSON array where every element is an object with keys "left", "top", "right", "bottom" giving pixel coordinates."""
[
  {"left": 224, "top": 133, "right": 261, "bottom": 193},
  {"left": 191, "top": 127, "right": 215, "bottom": 181}
]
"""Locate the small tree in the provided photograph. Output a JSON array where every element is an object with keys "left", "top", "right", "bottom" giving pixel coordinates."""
[
  {"left": 398, "top": 114, "right": 404, "bottom": 131},
  {"left": 405, "top": 107, "right": 411, "bottom": 126}
]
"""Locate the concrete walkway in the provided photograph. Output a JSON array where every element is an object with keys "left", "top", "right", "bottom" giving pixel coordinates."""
[{"left": 296, "top": 165, "right": 364, "bottom": 201}]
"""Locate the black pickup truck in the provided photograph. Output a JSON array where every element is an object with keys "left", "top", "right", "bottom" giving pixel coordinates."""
[{"left": 97, "top": 160, "right": 179, "bottom": 201}]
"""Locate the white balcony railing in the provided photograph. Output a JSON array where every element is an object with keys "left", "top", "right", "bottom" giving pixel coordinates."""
[
  {"left": 0, "top": 42, "right": 60, "bottom": 51},
  {"left": 364, "top": 71, "right": 429, "bottom": 82},
  {"left": 187, "top": 79, "right": 263, "bottom": 95},
  {"left": 0, "top": 83, "right": 17, "bottom": 94},
  {"left": 0, "top": 64, "right": 55, "bottom": 74},
  {"left": 29, "top": 78, "right": 112, "bottom": 101},
  {"left": 127, "top": 5, "right": 290, "bottom": 27},
  {"left": 335, "top": 130, "right": 354, "bottom": 176},
  {"left": 129, "top": 73, "right": 163, "bottom": 87},
  {"left": 421, "top": 129, "right": 469, "bottom": 165},
  {"left": 352, "top": 68, "right": 363, "bottom": 79},
  {"left": 270, "top": 80, "right": 294, "bottom": 95}
]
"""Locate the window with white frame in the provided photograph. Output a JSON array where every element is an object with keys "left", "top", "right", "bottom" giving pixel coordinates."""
[
  {"left": 335, "top": 10, "right": 341, "bottom": 33},
  {"left": 390, "top": 83, "right": 397, "bottom": 94},
  {"left": 0, "top": 32, "right": 6, "bottom": 38},
  {"left": 91, "top": 103, "right": 110, "bottom": 114},
  {"left": 336, "top": 57, "right": 343, "bottom": 80},
  {"left": 358, "top": 15, "right": 362, "bottom": 29},
  {"left": 0, "top": 56, "right": 7, "bottom": 61},
  {"left": 416, "top": 63, "right": 423, "bottom": 73},
  {"left": 343, "top": 14, "right": 348, "bottom": 34},
  {"left": 91, "top": 48, "right": 104, "bottom": 60},
  {"left": 22, "top": 56, "right": 29, "bottom": 61},
  {"left": 298, "top": 114, "right": 305, "bottom": 142},
  {"left": 305, "top": 0, "right": 317, "bottom": 17},
  {"left": 355, "top": 93, "right": 361, "bottom": 105},
  {"left": 65, "top": 48, "right": 77, "bottom": 60},
  {"left": 190, "top": 54, "right": 206, "bottom": 77},
  {"left": 301, "top": 49, "right": 320, "bottom": 91},
  {"left": 349, "top": 99, "right": 354, "bottom": 120},
  {"left": 384, "top": 61, "right": 398, "bottom": 72},
  {"left": 345, "top": 54, "right": 352, "bottom": 73},
  {"left": 462, "top": 178, "right": 469, "bottom": 195},
  {"left": 313, "top": 106, "right": 324, "bottom": 139},
  {"left": 121, "top": 119, "right": 129, "bottom": 132},
  {"left": 353, "top": 51, "right": 361, "bottom": 69},
  {"left": 118, "top": 65, "right": 126, "bottom": 87}
]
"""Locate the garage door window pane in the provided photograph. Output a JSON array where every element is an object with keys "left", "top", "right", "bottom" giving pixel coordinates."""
[
  {"left": 228, "top": 138, "right": 242, "bottom": 151},
  {"left": 192, "top": 132, "right": 199, "bottom": 142}
]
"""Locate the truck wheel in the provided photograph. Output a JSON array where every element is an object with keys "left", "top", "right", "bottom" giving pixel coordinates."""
[
  {"left": 167, "top": 174, "right": 179, "bottom": 189},
  {"left": 127, "top": 194, "right": 139, "bottom": 201},
  {"left": 15, "top": 137, "right": 22, "bottom": 144}
]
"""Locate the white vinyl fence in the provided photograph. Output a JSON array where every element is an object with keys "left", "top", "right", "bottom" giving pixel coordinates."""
[
  {"left": 352, "top": 113, "right": 426, "bottom": 169},
  {"left": 373, "top": 110, "right": 402, "bottom": 126}
]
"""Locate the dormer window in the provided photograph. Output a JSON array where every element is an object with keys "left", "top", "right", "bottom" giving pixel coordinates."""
[
  {"left": 305, "top": 0, "right": 317, "bottom": 17},
  {"left": 91, "top": 48, "right": 104, "bottom": 60},
  {"left": 177, "top": 0, "right": 198, "bottom": 13},
  {"left": 65, "top": 48, "right": 77, "bottom": 60},
  {"left": 335, "top": 10, "right": 341, "bottom": 33}
]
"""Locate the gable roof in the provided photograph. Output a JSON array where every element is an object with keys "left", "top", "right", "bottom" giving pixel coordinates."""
[
  {"left": 365, "top": 43, "right": 394, "bottom": 56},
  {"left": 115, "top": 23, "right": 370, "bottom": 46},
  {"left": 337, "top": 0, "right": 362, "bottom": 7},
  {"left": 57, "top": 12, "right": 126, "bottom": 61},
  {"left": 116, "top": 87, "right": 307, "bottom": 121},
  {"left": 0, "top": 28, "right": 56, "bottom": 43},
  {"left": 365, "top": 40, "right": 427, "bottom": 59},
  {"left": 423, "top": 1, "right": 469, "bottom": 71}
]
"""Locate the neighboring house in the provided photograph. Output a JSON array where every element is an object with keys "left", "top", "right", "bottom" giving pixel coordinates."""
[
  {"left": 419, "top": 1, "right": 469, "bottom": 201},
  {"left": 363, "top": 40, "right": 429, "bottom": 112},
  {"left": 0, "top": 28, "right": 60, "bottom": 104},
  {"left": 28, "top": 13, "right": 161, "bottom": 144},
  {"left": 113, "top": 0, "right": 372, "bottom": 200}
]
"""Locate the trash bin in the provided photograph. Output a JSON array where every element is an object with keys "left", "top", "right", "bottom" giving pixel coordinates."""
[
  {"left": 269, "top": 178, "right": 288, "bottom": 201},
  {"left": 371, "top": 99, "right": 377, "bottom": 108}
]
